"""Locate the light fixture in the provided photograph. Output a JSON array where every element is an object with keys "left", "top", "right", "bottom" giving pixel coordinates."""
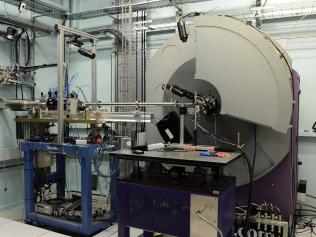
[
  {"left": 177, "top": 17, "right": 188, "bottom": 42},
  {"left": 69, "top": 36, "right": 96, "bottom": 59},
  {"left": 105, "top": 32, "right": 116, "bottom": 39},
  {"left": 5, "top": 27, "right": 18, "bottom": 41},
  {"left": 18, "top": 1, "right": 27, "bottom": 13}
]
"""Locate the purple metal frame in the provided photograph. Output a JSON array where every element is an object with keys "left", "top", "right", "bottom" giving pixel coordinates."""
[
  {"left": 236, "top": 70, "right": 300, "bottom": 218},
  {"left": 117, "top": 180, "right": 236, "bottom": 237}
]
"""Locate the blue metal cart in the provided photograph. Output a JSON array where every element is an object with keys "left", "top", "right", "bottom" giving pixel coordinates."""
[{"left": 21, "top": 141, "right": 118, "bottom": 236}]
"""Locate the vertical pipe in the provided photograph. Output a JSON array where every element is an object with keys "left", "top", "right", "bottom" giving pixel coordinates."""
[
  {"left": 91, "top": 39, "right": 97, "bottom": 103},
  {"left": 180, "top": 104, "right": 184, "bottom": 145},
  {"left": 110, "top": 156, "right": 119, "bottom": 219},
  {"left": 193, "top": 92, "right": 197, "bottom": 145},
  {"left": 30, "top": 31, "right": 35, "bottom": 100},
  {"left": 80, "top": 147, "right": 92, "bottom": 230},
  {"left": 57, "top": 28, "right": 65, "bottom": 144},
  {"left": 255, "top": 0, "right": 262, "bottom": 28}
]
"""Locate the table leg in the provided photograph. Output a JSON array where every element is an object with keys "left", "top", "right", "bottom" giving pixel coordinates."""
[
  {"left": 118, "top": 224, "right": 130, "bottom": 237},
  {"left": 143, "top": 231, "right": 154, "bottom": 237}
]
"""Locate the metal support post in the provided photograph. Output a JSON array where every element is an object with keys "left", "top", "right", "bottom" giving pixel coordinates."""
[
  {"left": 255, "top": 0, "right": 262, "bottom": 28},
  {"left": 193, "top": 92, "right": 198, "bottom": 145},
  {"left": 179, "top": 104, "right": 187, "bottom": 145},
  {"left": 180, "top": 115, "right": 184, "bottom": 144},
  {"left": 91, "top": 39, "right": 98, "bottom": 103},
  {"left": 56, "top": 24, "right": 99, "bottom": 144},
  {"left": 56, "top": 153, "right": 66, "bottom": 198},
  {"left": 57, "top": 28, "right": 65, "bottom": 144},
  {"left": 143, "top": 231, "right": 154, "bottom": 237},
  {"left": 118, "top": 224, "right": 130, "bottom": 237},
  {"left": 79, "top": 148, "right": 92, "bottom": 230}
]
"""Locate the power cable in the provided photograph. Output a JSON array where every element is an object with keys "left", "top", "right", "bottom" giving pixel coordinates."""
[
  {"left": 197, "top": 121, "right": 254, "bottom": 233},
  {"left": 196, "top": 207, "right": 224, "bottom": 237}
]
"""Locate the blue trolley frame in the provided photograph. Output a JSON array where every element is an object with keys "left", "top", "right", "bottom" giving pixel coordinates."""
[{"left": 21, "top": 141, "right": 118, "bottom": 236}]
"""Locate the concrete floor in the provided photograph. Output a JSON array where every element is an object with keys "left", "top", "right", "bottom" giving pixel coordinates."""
[
  {"left": 0, "top": 206, "right": 25, "bottom": 222},
  {"left": 0, "top": 205, "right": 144, "bottom": 237}
]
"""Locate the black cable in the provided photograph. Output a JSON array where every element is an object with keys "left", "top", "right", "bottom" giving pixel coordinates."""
[
  {"left": 20, "top": 83, "right": 23, "bottom": 100},
  {"left": 24, "top": 30, "right": 31, "bottom": 66},
  {"left": 13, "top": 29, "right": 30, "bottom": 101},
  {"left": 252, "top": 125, "right": 257, "bottom": 171},
  {"left": 18, "top": 64, "right": 57, "bottom": 72},
  {"left": 239, "top": 148, "right": 253, "bottom": 234},
  {"left": 197, "top": 121, "right": 254, "bottom": 233},
  {"left": 262, "top": 0, "right": 268, "bottom": 7},
  {"left": 298, "top": 203, "right": 316, "bottom": 210},
  {"left": 243, "top": 125, "right": 257, "bottom": 234},
  {"left": 295, "top": 215, "right": 316, "bottom": 235},
  {"left": 312, "top": 225, "right": 316, "bottom": 236},
  {"left": 307, "top": 194, "right": 316, "bottom": 200},
  {"left": 15, "top": 29, "right": 31, "bottom": 66},
  {"left": 296, "top": 209, "right": 316, "bottom": 214},
  {"left": 15, "top": 83, "right": 18, "bottom": 99},
  {"left": 295, "top": 215, "right": 316, "bottom": 217}
]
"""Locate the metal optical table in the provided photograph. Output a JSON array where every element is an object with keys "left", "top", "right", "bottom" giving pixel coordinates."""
[{"left": 110, "top": 150, "right": 242, "bottom": 237}]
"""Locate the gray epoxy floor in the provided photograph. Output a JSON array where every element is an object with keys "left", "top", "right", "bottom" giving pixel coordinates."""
[{"left": 0, "top": 205, "right": 144, "bottom": 237}]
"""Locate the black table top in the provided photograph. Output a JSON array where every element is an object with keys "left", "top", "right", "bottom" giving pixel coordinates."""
[{"left": 110, "top": 149, "right": 242, "bottom": 167}]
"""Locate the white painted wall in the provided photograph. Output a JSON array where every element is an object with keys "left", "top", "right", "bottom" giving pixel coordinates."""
[
  {"left": 0, "top": 20, "right": 25, "bottom": 211},
  {"left": 71, "top": 0, "right": 113, "bottom": 29},
  {"left": 68, "top": 42, "right": 114, "bottom": 103},
  {"left": 34, "top": 35, "right": 59, "bottom": 97}
]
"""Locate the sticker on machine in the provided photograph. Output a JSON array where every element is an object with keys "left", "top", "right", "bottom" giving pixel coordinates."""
[{"left": 165, "top": 128, "right": 174, "bottom": 140}]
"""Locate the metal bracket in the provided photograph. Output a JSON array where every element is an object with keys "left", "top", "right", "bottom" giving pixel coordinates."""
[
  {"left": 170, "top": 0, "right": 182, "bottom": 15},
  {"left": 255, "top": 0, "right": 262, "bottom": 28},
  {"left": 0, "top": 99, "right": 6, "bottom": 109}
]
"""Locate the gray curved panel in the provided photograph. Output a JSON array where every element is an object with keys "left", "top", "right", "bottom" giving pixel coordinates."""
[{"left": 146, "top": 15, "right": 293, "bottom": 186}]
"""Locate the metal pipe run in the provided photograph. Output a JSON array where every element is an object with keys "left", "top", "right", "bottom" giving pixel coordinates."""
[{"left": 84, "top": 102, "right": 194, "bottom": 107}]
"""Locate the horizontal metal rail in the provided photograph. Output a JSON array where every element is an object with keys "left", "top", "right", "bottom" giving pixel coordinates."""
[
  {"left": 0, "top": 12, "right": 53, "bottom": 33},
  {"left": 57, "top": 24, "right": 99, "bottom": 40},
  {"left": 67, "top": 0, "right": 209, "bottom": 20},
  {"left": 0, "top": 0, "right": 66, "bottom": 19},
  {"left": 84, "top": 102, "right": 194, "bottom": 107}
]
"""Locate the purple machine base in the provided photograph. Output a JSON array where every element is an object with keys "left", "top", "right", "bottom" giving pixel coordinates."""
[
  {"left": 115, "top": 73, "right": 299, "bottom": 236},
  {"left": 117, "top": 179, "right": 235, "bottom": 237},
  {"left": 236, "top": 70, "right": 300, "bottom": 219}
]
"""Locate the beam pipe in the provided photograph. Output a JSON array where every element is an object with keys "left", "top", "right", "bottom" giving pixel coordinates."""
[{"left": 84, "top": 102, "right": 194, "bottom": 107}]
